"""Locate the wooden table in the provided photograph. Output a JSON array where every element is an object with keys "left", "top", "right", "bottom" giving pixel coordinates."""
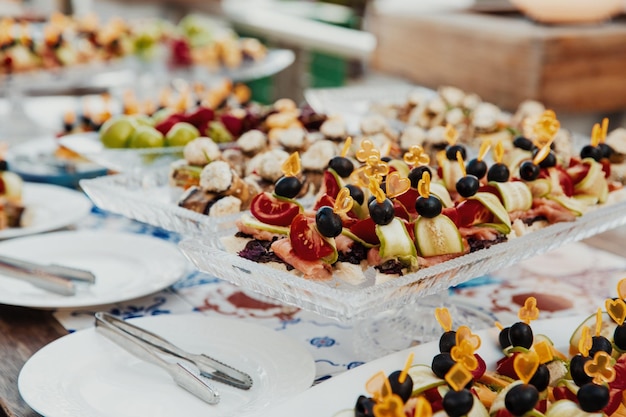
[
  {"left": 368, "top": 8, "right": 626, "bottom": 113},
  {"left": 0, "top": 307, "right": 66, "bottom": 417}
]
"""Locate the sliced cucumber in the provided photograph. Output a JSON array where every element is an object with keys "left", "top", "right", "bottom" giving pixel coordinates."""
[
  {"left": 376, "top": 218, "right": 418, "bottom": 268},
  {"left": 440, "top": 157, "right": 465, "bottom": 193},
  {"left": 340, "top": 229, "right": 376, "bottom": 248},
  {"left": 548, "top": 195, "right": 586, "bottom": 216},
  {"left": 430, "top": 182, "right": 454, "bottom": 208},
  {"left": 471, "top": 192, "right": 512, "bottom": 234},
  {"left": 526, "top": 178, "right": 551, "bottom": 198},
  {"left": 319, "top": 232, "right": 339, "bottom": 265},
  {"left": 503, "top": 148, "right": 532, "bottom": 172},
  {"left": 408, "top": 364, "right": 446, "bottom": 395},
  {"left": 467, "top": 394, "right": 490, "bottom": 417},
  {"left": 389, "top": 159, "right": 410, "bottom": 178},
  {"left": 272, "top": 193, "right": 305, "bottom": 210},
  {"left": 573, "top": 194, "right": 599, "bottom": 206},
  {"left": 476, "top": 222, "right": 512, "bottom": 235},
  {"left": 349, "top": 200, "right": 367, "bottom": 220},
  {"left": 490, "top": 181, "right": 533, "bottom": 212},
  {"left": 415, "top": 215, "right": 464, "bottom": 257},
  {"left": 569, "top": 311, "right": 616, "bottom": 357},
  {"left": 240, "top": 214, "right": 289, "bottom": 235},
  {"left": 544, "top": 400, "right": 599, "bottom": 417},
  {"left": 489, "top": 380, "right": 523, "bottom": 415},
  {"left": 574, "top": 159, "right": 609, "bottom": 204}
]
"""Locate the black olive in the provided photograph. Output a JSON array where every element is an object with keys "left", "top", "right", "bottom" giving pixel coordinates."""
[
  {"left": 315, "top": 206, "right": 343, "bottom": 238},
  {"left": 577, "top": 383, "right": 610, "bottom": 412},
  {"left": 508, "top": 322, "right": 533, "bottom": 349},
  {"left": 355, "top": 395, "right": 375, "bottom": 417},
  {"left": 532, "top": 149, "right": 557, "bottom": 168},
  {"left": 415, "top": 195, "right": 442, "bottom": 218},
  {"left": 570, "top": 354, "right": 593, "bottom": 386},
  {"left": 499, "top": 327, "right": 512, "bottom": 349},
  {"left": 274, "top": 176, "right": 302, "bottom": 199},
  {"left": 439, "top": 330, "right": 457, "bottom": 353},
  {"left": 387, "top": 370, "right": 413, "bottom": 403},
  {"left": 446, "top": 144, "right": 467, "bottom": 161},
  {"left": 519, "top": 160, "right": 540, "bottom": 181},
  {"left": 328, "top": 156, "right": 354, "bottom": 178},
  {"left": 513, "top": 136, "right": 535, "bottom": 151},
  {"left": 589, "top": 335, "right": 612, "bottom": 357},
  {"left": 580, "top": 145, "right": 603, "bottom": 162},
  {"left": 432, "top": 352, "right": 456, "bottom": 379},
  {"left": 487, "top": 163, "right": 510, "bottom": 183},
  {"left": 408, "top": 166, "right": 432, "bottom": 188},
  {"left": 505, "top": 384, "right": 539, "bottom": 416},
  {"left": 456, "top": 175, "right": 480, "bottom": 198},
  {"left": 466, "top": 158, "right": 487, "bottom": 179},
  {"left": 0, "top": 160, "right": 7, "bottom": 171},
  {"left": 614, "top": 324, "right": 626, "bottom": 350},
  {"left": 346, "top": 184, "right": 364, "bottom": 206},
  {"left": 598, "top": 143, "right": 614, "bottom": 159},
  {"left": 529, "top": 364, "right": 550, "bottom": 392},
  {"left": 442, "top": 389, "right": 474, "bottom": 417},
  {"left": 368, "top": 198, "right": 395, "bottom": 226}
]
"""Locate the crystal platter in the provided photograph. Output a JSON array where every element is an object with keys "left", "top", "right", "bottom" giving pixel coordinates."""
[
  {"left": 304, "top": 84, "right": 432, "bottom": 133},
  {"left": 178, "top": 190, "right": 626, "bottom": 322},
  {"left": 80, "top": 172, "right": 241, "bottom": 236},
  {"left": 61, "top": 132, "right": 185, "bottom": 174}
]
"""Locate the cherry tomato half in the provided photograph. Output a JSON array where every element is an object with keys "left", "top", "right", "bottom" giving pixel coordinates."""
[
  {"left": 250, "top": 192, "right": 301, "bottom": 227},
  {"left": 290, "top": 214, "right": 336, "bottom": 261}
]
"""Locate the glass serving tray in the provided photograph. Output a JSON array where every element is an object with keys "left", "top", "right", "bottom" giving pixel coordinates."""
[
  {"left": 214, "top": 48, "right": 295, "bottom": 82},
  {"left": 304, "top": 84, "right": 433, "bottom": 133},
  {"left": 79, "top": 172, "right": 242, "bottom": 236},
  {"left": 1, "top": 57, "right": 135, "bottom": 91},
  {"left": 178, "top": 190, "right": 626, "bottom": 322}
]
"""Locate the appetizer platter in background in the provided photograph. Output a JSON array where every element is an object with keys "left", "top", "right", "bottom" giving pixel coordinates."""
[
  {"left": 6, "top": 137, "right": 108, "bottom": 188},
  {"left": 0, "top": 12, "right": 276, "bottom": 80},
  {"left": 0, "top": 12, "right": 292, "bottom": 141}
]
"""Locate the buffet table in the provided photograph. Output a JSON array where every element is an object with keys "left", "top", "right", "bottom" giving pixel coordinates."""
[{"left": 0, "top": 203, "right": 625, "bottom": 417}]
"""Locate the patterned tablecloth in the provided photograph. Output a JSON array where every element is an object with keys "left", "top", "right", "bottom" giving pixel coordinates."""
[{"left": 52, "top": 205, "right": 626, "bottom": 384}]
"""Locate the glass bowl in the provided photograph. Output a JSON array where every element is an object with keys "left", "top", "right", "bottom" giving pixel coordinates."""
[
  {"left": 178, "top": 190, "right": 626, "bottom": 322},
  {"left": 60, "top": 132, "right": 185, "bottom": 174}
]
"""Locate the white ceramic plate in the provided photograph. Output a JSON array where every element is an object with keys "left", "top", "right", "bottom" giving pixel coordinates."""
[
  {"left": 19, "top": 314, "right": 316, "bottom": 417},
  {"left": 268, "top": 315, "right": 587, "bottom": 416},
  {"left": 0, "top": 230, "right": 190, "bottom": 308},
  {"left": 0, "top": 182, "right": 92, "bottom": 240}
]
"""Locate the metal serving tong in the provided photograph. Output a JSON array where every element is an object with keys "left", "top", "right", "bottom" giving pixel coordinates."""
[
  {"left": 94, "top": 312, "right": 254, "bottom": 404},
  {"left": 0, "top": 254, "right": 96, "bottom": 296}
]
